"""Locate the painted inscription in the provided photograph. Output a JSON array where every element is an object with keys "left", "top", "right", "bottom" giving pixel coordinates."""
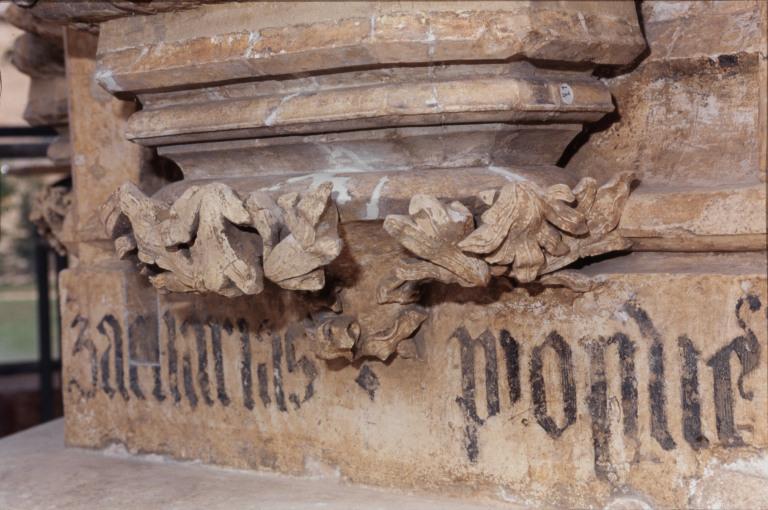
[
  {"left": 68, "top": 312, "right": 318, "bottom": 413},
  {"left": 66, "top": 294, "right": 764, "bottom": 479},
  {"left": 452, "top": 295, "right": 764, "bottom": 479}
]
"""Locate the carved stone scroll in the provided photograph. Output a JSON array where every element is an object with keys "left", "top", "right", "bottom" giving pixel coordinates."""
[
  {"left": 310, "top": 313, "right": 360, "bottom": 362},
  {"left": 100, "top": 182, "right": 341, "bottom": 297},
  {"left": 308, "top": 305, "right": 428, "bottom": 363},
  {"left": 381, "top": 172, "right": 635, "bottom": 302},
  {"left": 355, "top": 305, "right": 428, "bottom": 361}
]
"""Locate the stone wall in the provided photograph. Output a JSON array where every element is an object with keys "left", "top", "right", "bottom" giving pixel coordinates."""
[{"left": 5, "top": 1, "right": 763, "bottom": 507}]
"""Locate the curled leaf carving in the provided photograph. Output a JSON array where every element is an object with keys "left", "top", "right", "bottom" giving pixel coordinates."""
[
  {"left": 307, "top": 305, "right": 427, "bottom": 363},
  {"left": 29, "top": 181, "right": 73, "bottom": 256},
  {"left": 380, "top": 172, "right": 635, "bottom": 302},
  {"left": 100, "top": 181, "right": 341, "bottom": 297}
]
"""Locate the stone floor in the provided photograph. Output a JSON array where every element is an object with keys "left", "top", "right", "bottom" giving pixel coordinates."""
[
  {"left": 0, "top": 420, "right": 514, "bottom": 510},
  {"left": 2, "top": 420, "right": 766, "bottom": 509}
]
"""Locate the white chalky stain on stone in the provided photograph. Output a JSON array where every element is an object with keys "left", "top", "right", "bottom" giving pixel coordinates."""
[
  {"left": 559, "top": 83, "right": 574, "bottom": 105},
  {"left": 365, "top": 176, "right": 389, "bottom": 219},
  {"left": 722, "top": 454, "right": 768, "bottom": 478},
  {"left": 487, "top": 165, "right": 525, "bottom": 182},
  {"left": 264, "top": 91, "right": 301, "bottom": 126},
  {"left": 321, "top": 145, "right": 375, "bottom": 172},
  {"left": 577, "top": 12, "right": 589, "bottom": 34},
  {"left": 244, "top": 31, "right": 262, "bottom": 58},
  {"left": 94, "top": 69, "right": 119, "bottom": 92},
  {"left": 267, "top": 173, "right": 353, "bottom": 204}
]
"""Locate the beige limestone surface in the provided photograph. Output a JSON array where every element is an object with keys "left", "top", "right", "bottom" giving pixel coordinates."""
[
  {"left": 568, "top": 0, "right": 766, "bottom": 187},
  {"left": 0, "top": 13, "right": 29, "bottom": 125},
  {"left": 0, "top": 420, "right": 515, "bottom": 510},
  {"left": 33, "top": 1, "right": 767, "bottom": 508},
  {"left": 60, "top": 250, "right": 768, "bottom": 508}
]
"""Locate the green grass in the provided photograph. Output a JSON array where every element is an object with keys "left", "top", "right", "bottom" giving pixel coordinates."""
[
  {"left": 0, "top": 283, "right": 34, "bottom": 293},
  {"left": 0, "top": 299, "right": 60, "bottom": 363}
]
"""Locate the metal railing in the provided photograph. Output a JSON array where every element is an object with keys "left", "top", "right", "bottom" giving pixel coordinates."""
[{"left": 0, "top": 126, "right": 67, "bottom": 423}]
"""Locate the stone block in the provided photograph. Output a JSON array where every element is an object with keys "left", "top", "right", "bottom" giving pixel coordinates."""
[{"left": 60, "top": 251, "right": 767, "bottom": 508}]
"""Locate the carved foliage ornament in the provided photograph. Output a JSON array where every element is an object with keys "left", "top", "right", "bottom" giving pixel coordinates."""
[
  {"left": 380, "top": 172, "right": 635, "bottom": 303},
  {"left": 100, "top": 182, "right": 342, "bottom": 297},
  {"left": 30, "top": 181, "right": 73, "bottom": 256},
  {"left": 309, "top": 305, "right": 428, "bottom": 363}
]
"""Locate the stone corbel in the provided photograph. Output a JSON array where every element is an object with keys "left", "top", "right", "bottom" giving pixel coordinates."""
[
  {"left": 100, "top": 181, "right": 342, "bottom": 297},
  {"left": 379, "top": 171, "right": 636, "bottom": 303}
]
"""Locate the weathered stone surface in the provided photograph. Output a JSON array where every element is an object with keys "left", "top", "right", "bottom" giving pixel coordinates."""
[
  {"left": 124, "top": 63, "right": 612, "bottom": 146},
  {"left": 23, "top": 74, "right": 68, "bottom": 127},
  {"left": 620, "top": 183, "right": 767, "bottom": 251},
  {"left": 0, "top": 420, "right": 516, "bottom": 510},
  {"left": 101, "top": 181, "right": 342, "bottom": 296},
  {"left": 3, "top": 3, "right": 63, "bottom": 41},
  {"left": 51, "top": 1, "right": 766, "bottom": 508},
  {"left": 569, "top": 0, "right": 765, "bottom": 187},
  {"left": 7, "top": 16, "right": 68, "bottom": 128},
  {"left": 94, "top": 1, "right": 644, "bottom": 94},
  {"left": 60, "top": 250, "right": 767, "bottom": 508},
  {"left": 381, "top": 172, "right": 634, "bottom": 294},
  {"left": 64, "top": 27, "right": 153, "bottom": 260},
  {"left": 10, "top": 31, "right": 63, "bottom": 77},
  {"left": 13, "top": 0, "right": 227, "bottom": 24},
  {"left": 158, "top": 124, "right": 582, "bottom": 179}
]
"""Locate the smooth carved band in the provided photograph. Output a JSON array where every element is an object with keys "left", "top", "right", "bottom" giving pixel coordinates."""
[
  {"left": 100, "top": 182, "right": 342, "bottom": 297},
  {"left": 380, "top": 172, "right": 636, "bottom": 302}
]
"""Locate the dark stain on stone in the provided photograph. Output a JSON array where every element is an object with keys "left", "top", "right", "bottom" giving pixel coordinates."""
[
  {"left": 355, "top": 364, "right": 380, "bottom": 401},
  {"left": 717, "top": 54, "right": 739, "bottom": 68}
]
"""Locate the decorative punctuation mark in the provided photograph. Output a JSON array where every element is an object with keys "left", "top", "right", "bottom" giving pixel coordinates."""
[{"left": 355, "top": 364, "right": 380, "bottom": 401}]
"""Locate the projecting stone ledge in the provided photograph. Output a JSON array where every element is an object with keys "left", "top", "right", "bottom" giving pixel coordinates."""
[
  {"left": 0, "top": 420, "right": 515, "bottom": 510},
  {"left": 4, "top": 417, "right": 768, "bottom": 509}
]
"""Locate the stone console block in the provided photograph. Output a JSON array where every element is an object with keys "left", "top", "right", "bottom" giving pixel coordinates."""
[
  {"left": 60, "top": 251, "right": 767, "bottom": 508},
  {"left": 35, "top": 0, "right": 765, "bottom": 507}
]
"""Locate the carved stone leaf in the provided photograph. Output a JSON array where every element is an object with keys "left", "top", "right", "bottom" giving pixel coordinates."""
[
  {"left": 168, "top": 183, "right": 261, "bottom": 296},
  {"left": 29, "top": 182, "right": 73, "bottom": 256},
  {"left": 244, "top": 190, "right": 282, "bottom": 259},
  {"left": 383, "top": 196, "right": 489, "bottom": 288},
  {"left": 482, "top": 186, "right": 541, "bottom": 266},
  {"left": 112, "top": 183, "right": 173, "bottom": 267},
  {"left": 508, "top": 238, "right": 546, "bottom": 283},
  {"left": 355, "top": 306, "right": 428, "bottom": 361},
  {"left": 460, "top": 181, "right": 586, "bottom": 283},
  {"left": 264, "top": 237, "right": 335, "bottom": 290},
  {"left": 101, "top": 181, "right": 342, "bottom": 297},
  {"left": 113, "top": 234, "right": 137, "bottom": 259},
  {"left": 458, "top": 184, "right": 521, "bottom": 255},
  {"left": 539, "top": 270, "right": 598, "bottom": 292},
  {"left": 541, "top": 172, "right": 636, "bottom": 275},
  {"left": 540, "top": 197, "right": 587, "bottom": 236},
  {"left": 311, "top": 313, "right": 360, "bottom": 362},
  {"left": 264, "top": 183, "right": 342, "bottom": 290},
  {"left": 586, "top": 171, "right": 635, "bottom": 236},
  {"left": 545, "top": 183, "right": 575, "bottom": 203},
  {"left": 382, "top": 173, "right": 636, "bottom": 295},
  {"left": 573, "top": 177, "right": 597, "bottom": 213},
  {"left": 536, "top": 222, "right": 569, "bottom": 257}
]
